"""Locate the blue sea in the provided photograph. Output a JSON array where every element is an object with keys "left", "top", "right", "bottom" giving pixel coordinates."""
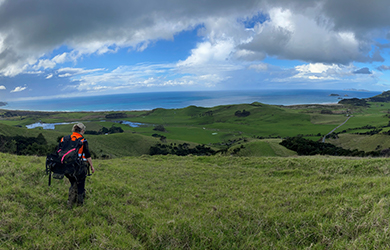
[{"left": 2, "top": 89, "right": 382, "bottom": 112}]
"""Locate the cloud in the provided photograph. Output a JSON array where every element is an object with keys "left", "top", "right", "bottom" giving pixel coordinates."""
[
  {"left": 0, "top": 0, "right": 388, "bottom": 99},
  {"left": 292, "top": 63, "right": 343, "bottom": 81},
  {"left": 10, "top": 86, "right": 27, "bottom": 93},
  {"left": 56, "top": 67, "right": 105, "bottom": 77},
  {"left": 177, "top": 40, "right": 235, "bottom": 67},
  {"left": 377, "top": 65, "right": 390, "bottom": 71},
  {"left": 238, "top": 7, "right": 379, "bottom": 64},
  {"left": 66, "top": 62, "right": 233, "bottom": 93},
  {"left": 248, "top": 63, "right": 269, "bottom": 71},
  {"left": 33, "top": 59, "right": 56, "bottom": 70},
  {"left": 353, "top": 67, "right": 372, "bottom": 74},
  {"left": 0, "top": 85, "right": 5, "bottom": 90},
  {"left": 0, "top": 0, "right": 388, "bottom": 78}
]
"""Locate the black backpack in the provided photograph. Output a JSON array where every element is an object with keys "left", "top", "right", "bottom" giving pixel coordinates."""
[{"left": 46, "top": 135, "right": 84, "bottom": 186}]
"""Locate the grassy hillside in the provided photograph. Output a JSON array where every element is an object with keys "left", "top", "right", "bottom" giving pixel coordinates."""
[
  {"left": 226, "top": 138, "right": 297, "bottom": 157},
  {"left": 1, "top": 103, "right": 344, "bottom": 144},
  {"left": 2, "top": 153, "right": 390, "bottom": 249},
  {"left": 2, "top": 100, "right": 390, "bottom": 156}
]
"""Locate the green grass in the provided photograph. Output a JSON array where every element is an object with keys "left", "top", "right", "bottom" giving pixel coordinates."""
[
  {"left": 2, "top": 101, "right": 390, "bottom": 155},
  {"left": 329, "top": 134, "right": 390, "bottom": 152},
  {"left": 2, "top": 153, "right": 390, "bottom": 249},
  {"left": 227, "top": 139, "right": 297, "bottom": 157}
]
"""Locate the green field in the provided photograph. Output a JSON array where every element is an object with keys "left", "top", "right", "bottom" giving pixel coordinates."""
[
  {"left": 1, "top": 100, "right": 390, "bottom": 157},
  {"left": 2, "top": 154, "right": 390, "bottom": 249},
  {"left": 2, "top": 101, "right": 383, "bottom": 157},
  {"left": 2, "top": 98, "right": 390, "bottom": 248}
]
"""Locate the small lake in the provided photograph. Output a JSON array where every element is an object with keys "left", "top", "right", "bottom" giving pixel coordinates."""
[
  {"left": 26, "top": 122, "right": 76, "bottom": 130},
  {"left": 114, "top": 120, "right": 146, "bottom": 127},
  {"left": 26, "top": 120, "right": 145, "bottom": 130}
]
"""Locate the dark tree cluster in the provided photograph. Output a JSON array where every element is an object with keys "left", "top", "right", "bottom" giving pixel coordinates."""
[
  {"left": 85, "top": 126, "right": 124, "bottom": 135},
  {"left": 0, "top": 111, "right": 17, "bottom": 118},
  {"left": 336, "top": 124, "right": 390, "bottom": 137},
  {"left": 235, "top": 110, "right": 250, "bottom": 117},
  {"left": 280, "top": 136, "right": 380, "bottom": 157},
  {"left": 353, "top": 128, "right": 383, "bottom": 135},
  {"left": 0, "top": 110, "right": 58, "bottom": 117},
  {"left": 212, "top": 137, "right": 247, "bottom": 147},
  {"left": 151, "top": 133, "right": 167, "bottom": 142},
  {"left": 366, "top": 90, "right": 390, "bottom": 102},
  {"left": 153, "top": 125, "right": 166, "bottom": 132},
  {"left": 320, "top": 110, "right": 333, "bottom": 114},
  {"left": 191, "top": 110, "right": 213, "bottom": 118},
  {"left": 338, "top": 98, "right": 369, "bottom": 106},
  {"left": 0, "top": 133, "right": 51, "bottom": 156},
  {"left": 149, "top": 143, "right": 216, "bottom": 156},
  {"left": 254, "top": 135, "right": 282, "bottom": 139},
  {"left": 105, "top": 113, "right": 127, "bottom": 119}
]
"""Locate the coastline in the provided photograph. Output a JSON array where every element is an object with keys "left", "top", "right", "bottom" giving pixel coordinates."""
[{"left": 1, "top": 89, "right": 381, "bottom": 112}]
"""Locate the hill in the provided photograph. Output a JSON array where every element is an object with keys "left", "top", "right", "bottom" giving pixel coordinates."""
[
  {"left": 1, "top": 99, "right": 390, "bottom": 157},
  {"left": 2, "top": 153, "right": 390, "bottom": 249},
  {"left": 365, "top": 90, "right": 390, "bottom": 102}
]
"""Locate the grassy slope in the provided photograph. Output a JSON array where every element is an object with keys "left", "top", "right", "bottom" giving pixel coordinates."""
[
  {"left": 0, "top": 122, "right": 160, "bottom": 158},
  {"left": 3, "top": 100, "right": 390, "bottom": 155},
  {"left": 228, "top": 139, "right": 297, "bottom": 157},
  {"left": 128, "top": 103, "right": 340, "bottom": 139},
  {"left": 329, "top": 134, "right": 390, "bottom": 152},
  {"left": 321, "top": 102, "right": 390, "bottom": 151},
  {"left": 2, "top": 153, "right": 390, "bottom": 249}
]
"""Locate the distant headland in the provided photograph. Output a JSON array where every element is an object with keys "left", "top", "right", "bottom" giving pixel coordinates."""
[{"left": 343, "top": 88, "right": 370, "bottom": 92}]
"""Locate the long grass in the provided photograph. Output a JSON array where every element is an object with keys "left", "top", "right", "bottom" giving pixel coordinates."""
[{"left": 2, "top": 153, "right": 390, "bottom": 249}]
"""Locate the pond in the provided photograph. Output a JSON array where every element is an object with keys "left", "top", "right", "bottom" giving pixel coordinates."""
[
  {"left": 114, "top": 120, "right": 146, "bottom": 127},
  {"left": 26, "top": 122, "right": 76, "bottom": 130}
]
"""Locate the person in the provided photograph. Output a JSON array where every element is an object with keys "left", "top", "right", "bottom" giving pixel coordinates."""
[{"left": 59, "top": 123, "right": 95, "bottom": 208}]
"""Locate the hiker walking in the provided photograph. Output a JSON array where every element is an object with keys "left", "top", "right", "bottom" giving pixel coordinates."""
[{"left": 59, "top": 123, "right": 95, "bottom": 208}]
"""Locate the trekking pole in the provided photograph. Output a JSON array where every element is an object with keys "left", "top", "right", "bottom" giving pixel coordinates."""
[
  {"left": 87, "top": 164, "right": 92, "bottom": 176},
  {"left": 46, "top": 159, "right": 52, "bottom": 186}
]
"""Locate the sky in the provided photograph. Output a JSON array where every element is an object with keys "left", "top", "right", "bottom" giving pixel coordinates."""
[{"left": 1, "top": 0, "right": 390, "bottom": 102}]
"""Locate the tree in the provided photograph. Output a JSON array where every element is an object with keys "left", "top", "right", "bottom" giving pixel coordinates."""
[{"left": 153, "top": 125, "right": 166, "bottom": 132}]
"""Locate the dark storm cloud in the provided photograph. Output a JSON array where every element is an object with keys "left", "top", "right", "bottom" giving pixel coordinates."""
[
  {"left": 0, "top": 0, "right": 261, "bottom": 50},
  {"left": 353, "top": 67, "right": 372, "bottom": 74},
  {"left": 321, "top": 0, "right": 390, "bottom": 36}
]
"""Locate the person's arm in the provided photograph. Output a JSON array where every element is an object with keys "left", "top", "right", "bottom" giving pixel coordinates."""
[
  {"left": 87, "top": 157, "right": 95, "bottom": 173},
  {"left": 82, "top": 139, "right": 95, "bottom": 173}
]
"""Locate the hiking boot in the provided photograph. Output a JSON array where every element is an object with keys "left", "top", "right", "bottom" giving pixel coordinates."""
[
  {"left": 77, "top": 194, "right": 84, "bottom": 206},
  {"left": 67, "top": 186, "right": 77, "bottom": 209}
]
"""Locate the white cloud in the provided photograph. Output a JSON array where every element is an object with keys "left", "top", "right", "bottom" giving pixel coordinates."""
[
  {"left": 52, "top": 53, "right": 69, "bottom": 64},
  {"left": 66, "top": 61, "right": 234, "bottom": 93},
  {"left": 0, "top": 85, "right": 5, "bottom": 90},
  {"left": 292, "top": 63, "right": 343, "bottom": 81},
  {"left": 11, "top": 86, "right": 27, "bottom": 93},
  {"left": 34, "top": 59, "right": 56, "bottom": 70},
  {"left": 249, "top": 63, "right": 269, "bottom": 71},
  {"left": 58, "top": 73, "right": 72, "bottom": 78},
  {"left": 46, "top": 74, "right": 53, "bottom": 79},
  {"left": 177, "top": 39, "right": 235, "bottom": 67},
  {"left": 56, "top": 67, "right": 105, "bottom": 78},
  {"left": 239, "top": 7, "right": 372, "bottom": 64}
]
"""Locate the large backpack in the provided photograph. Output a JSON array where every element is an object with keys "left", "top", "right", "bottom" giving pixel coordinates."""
[{"left": 46, "top": 135, "right": 85, "bottom": 186}]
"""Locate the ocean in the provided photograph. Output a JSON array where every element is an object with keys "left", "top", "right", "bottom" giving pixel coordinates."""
[{"left": 2, "top": 89, "right": 382, "bottom": 112}]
